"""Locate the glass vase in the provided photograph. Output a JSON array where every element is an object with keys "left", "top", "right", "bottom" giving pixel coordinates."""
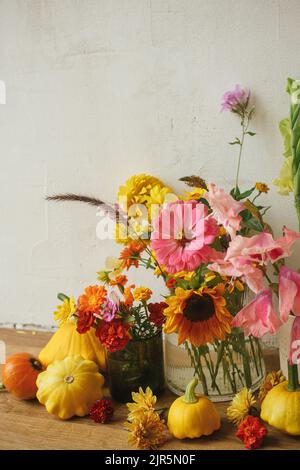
[
  {"left": 106, "top": 331, "right": 165, "bottom": 403},
  {"left": 164, "top": 289, "right": 266, "bottom": 402}
]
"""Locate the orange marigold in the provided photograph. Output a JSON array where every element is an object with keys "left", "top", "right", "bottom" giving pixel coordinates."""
[
  {"left": 78, "top": 285, "right": 107, "bottom": 314},
  {"left": 123, "top": 284, "right": 135, "bottom": 307},
  {"left": 119, "top": 241, "right": 145, "bottom": 270},
  {"left": 109, "top": 275, "right": 128, "bottom": 287}
]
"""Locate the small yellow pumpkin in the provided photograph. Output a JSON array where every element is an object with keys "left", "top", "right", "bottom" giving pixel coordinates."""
[
  {"left": 261, "top": 363, "right": 300, "bottom": 435},
  {"left": 39, "top": 321, "right": 106, "bottom": 371},
  {"left": 36, "top": 355, "right": 105, "bottom": 420},
  {"left": 167, "top": 377, "right": 221, "bottom": 439}
]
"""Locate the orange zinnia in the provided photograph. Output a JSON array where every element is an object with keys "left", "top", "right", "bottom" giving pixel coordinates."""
[
  {"left": 78, "top": 285, "right": 107, "bottom": 314},
  {"left": 119, "top": 241, "right": 145, "bottom": 270}
]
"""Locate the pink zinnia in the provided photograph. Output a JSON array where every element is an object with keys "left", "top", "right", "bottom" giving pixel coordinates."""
[
  {"left": 232, "top": 289, "right": 281, "bottom": 338},
  {"left": 206, "top": 183, "right": 244, "bottom": 237},
  {"left": 101, "top": 298, "right": 117, "bottom": 322},
  {"left": 151, "top": 200, "right": 219, "bottom": 274},
  {"left": 221, "top": 84, "right": 250, "bottom": 112}
]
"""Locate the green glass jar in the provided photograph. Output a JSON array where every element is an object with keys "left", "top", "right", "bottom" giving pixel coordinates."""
[{"left": 106, "top": 331, "right": 165, "bottom": 403}]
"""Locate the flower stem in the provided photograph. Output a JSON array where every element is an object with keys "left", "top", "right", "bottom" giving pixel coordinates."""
[
  {"left": 287, "top": 361, "right": 300, "bottom": 391},
  {"left": 234, "top": 123, "right": 245, "bottom": 196}
]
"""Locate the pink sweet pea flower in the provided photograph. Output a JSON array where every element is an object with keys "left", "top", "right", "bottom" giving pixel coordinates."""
[
  {"left": 279, "top": 266, "right": 300, "bottom": 323},
  {"left": 206, "top": 183, "right": 244, "bottom": 237},
  {"left": 221, "top": 85, "right": 250, "bottom": 112},
  {"left": 289, "top": 316, "right": 300, "bottom": 365},
  {"left": 225, "top": 228, "right": 300, "bottom": 265},
  {"left": 232, "top": 289, "right": 281, "bottom": 338},
  {"left": 209, "top": 257, "right": 264, "bottom": 294},
  {"left": 151, "top": 200, "right": 219, "bottom": 274}
]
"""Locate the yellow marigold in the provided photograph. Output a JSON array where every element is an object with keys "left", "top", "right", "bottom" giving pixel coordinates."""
[
  {"left": 255, "top": 182, "right": 269, "bottom": 193},
  {"left": 133, "top": 286, "right": 152, "bottom": 302},
  {"left": 127, "top": 386, "right": 157, "bottom": 422},
  {"left": 54, "top": 296, "right": 76, "bottom": 327},
  {"left": 227, "top": 388, "right": 257, "bottom": 426},
  {"left": 258, "top": 370, "right": 285, "bottom": 403},
  {"left": 126, "top": 411, "right": 168, "bottom": 450}
]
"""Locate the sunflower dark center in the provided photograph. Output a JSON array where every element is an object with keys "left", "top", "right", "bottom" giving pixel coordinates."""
[{"left": 183, "top": 293, "right": 215, "bottom": 322}]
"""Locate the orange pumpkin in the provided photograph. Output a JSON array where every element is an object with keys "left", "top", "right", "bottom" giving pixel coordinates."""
[{"left": 2, "top": 353, "right": 44, "bottom": 399}]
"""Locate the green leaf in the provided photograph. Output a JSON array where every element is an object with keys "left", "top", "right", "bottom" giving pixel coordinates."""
[
  {"left": 229, "top": 138, "right": 241, "bottom": 146},
  {"left": 234, "top": 187, "right": 255, "bottom": 200},
  {"left": 244, "top": 217, "right": 264, "bottom": 232},
  {"left": 246, "top": 131, "right": 256, "bottom": 136}
]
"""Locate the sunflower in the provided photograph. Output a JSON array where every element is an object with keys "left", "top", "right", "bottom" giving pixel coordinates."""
[
  {"left": 78, "top": 285, "right": 107, "bottom": 314},
  {"left": 227, "top": 388, "right": 257, "bottom": 426},
  {"left": 163, "top": 285, "right": 232, "bottom": 346}
]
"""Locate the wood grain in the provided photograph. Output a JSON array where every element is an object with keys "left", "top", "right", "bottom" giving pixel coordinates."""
[{"left": 0, "top": 328, "right": 299, "bottom": 450}]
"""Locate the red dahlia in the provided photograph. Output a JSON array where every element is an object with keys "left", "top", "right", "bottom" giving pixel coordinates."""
[
  {"left": 90, "top": 399, "right": 114, "bottom": 424},
  {"left": 148, "top": 302, "right": 167, "bottom": 326},
  {"left": 76, "top": 311, "right": 95, "bottom": 334},
  {"left": 96, "top": 319, "right": 131, "bottom": 352},
  {"left": 236, "top": 415, "right": 267, "bottom": 450}
]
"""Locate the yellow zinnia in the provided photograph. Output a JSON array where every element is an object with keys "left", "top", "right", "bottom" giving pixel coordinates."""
[
  {"left": 54, "top": 297, "right": 76, "bottom": 327},
  {"left": 118, "top": 174, "right": 170, "bottom": 213}
]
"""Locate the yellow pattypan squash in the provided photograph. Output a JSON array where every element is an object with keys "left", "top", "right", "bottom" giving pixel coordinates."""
[
  {"left": 39, "top": 321, "right": 106, "bottom": 371},
  {"left": 261, "top": 363, "right": 300, "bottom": 435},
  {"left": 167, "top": 377, "right": 221, "bottom": 439},
  {"left": 36, "top": 355, "right": 105, "bottom": 420}
]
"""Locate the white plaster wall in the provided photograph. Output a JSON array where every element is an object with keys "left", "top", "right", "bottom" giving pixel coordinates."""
[{"left": 1, "top": 0, "right": 300, "bottom": 327}]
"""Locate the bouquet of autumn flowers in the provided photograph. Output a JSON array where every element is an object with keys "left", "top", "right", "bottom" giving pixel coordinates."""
[
  {"left": 54, "top": 277, "right": 165, "bottom": 354},
  {"left": 48, "top": 84, "right": 300, "bottom": 397}
]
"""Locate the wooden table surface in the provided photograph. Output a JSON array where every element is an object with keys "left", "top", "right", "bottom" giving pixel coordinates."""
[{"left": 0, "top": 328, "right": 299, "bottom": 450}]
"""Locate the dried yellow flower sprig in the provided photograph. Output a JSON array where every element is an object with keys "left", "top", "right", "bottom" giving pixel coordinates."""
[{"left": 258, "top": 370, "right": 285, "bottom": 403}]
